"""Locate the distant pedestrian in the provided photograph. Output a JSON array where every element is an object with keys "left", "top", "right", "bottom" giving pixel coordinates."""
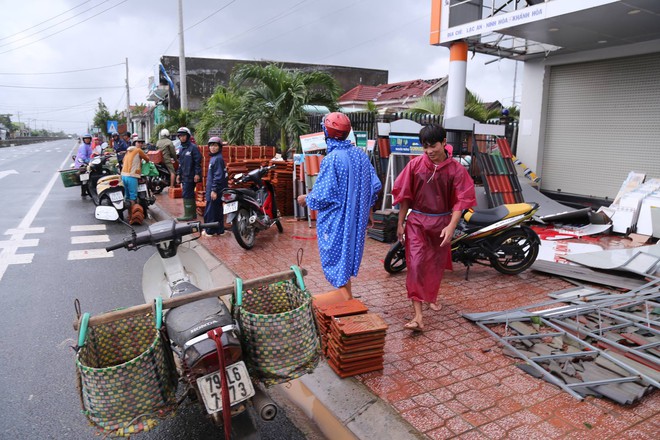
[
  {"left": 202, "top": 137, "right": 228, "bottom": 236},
  {"left": 115, "top": 132, "right": 130, "bottom": 167},
  {"left": 175, "top": 126, "right": 202, "bottom": 221},
  {"left": 156, "top": 128, "right": 177, "bottom": 188},
  {"left": 297, "top": 112, "right": 381, "bottom": 298},
  {"left": 75, "top": 134, "right": 93, "bottom": 197},
  {"left": 392, "top": 124, "right": 476, "bottom": 332}
]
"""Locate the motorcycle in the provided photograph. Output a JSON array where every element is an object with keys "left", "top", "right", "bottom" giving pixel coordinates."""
[
  {"left": 221, "top": 165, "right": 283, "bottom": 250},
  {"left": 146, "top": 162, "right": 173, "bottom": 194},
  {"left": 80, "top": 154, "right": 126, "bottom": 221},
  {"left": 384, "top": 202, "right": 541, "bottom": 277},
  {"left": 101, "top": 212, "right": 277, "bottom": 438}
]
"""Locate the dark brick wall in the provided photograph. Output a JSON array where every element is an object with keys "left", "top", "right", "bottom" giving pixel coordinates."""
[{"left": 160, "top": 56, "right": 388, "bottom": 110}]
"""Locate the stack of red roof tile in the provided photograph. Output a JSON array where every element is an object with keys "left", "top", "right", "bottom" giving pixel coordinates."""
[
  {"left": 267, "top": 160, "right": 294, "bottom": 216},
  {"left": 313, "top": 299, "right": 368, "bottom": 355},
  {"left": 326, "top": 313, "right": 388, "bottom": 378}
]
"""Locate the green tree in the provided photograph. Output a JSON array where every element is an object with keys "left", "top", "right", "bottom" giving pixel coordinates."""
[
  {"left": 230, "top": 63, "right": 342, "bottom": 154},
  {"left": 152, "top": 108, "right": 197, "bottom": 143},
  {"left": 195, "top": 85, "right": 245, "bottom": 144},
  {"left": 92, "top": 98, "right": 111, "bottom": 134}
]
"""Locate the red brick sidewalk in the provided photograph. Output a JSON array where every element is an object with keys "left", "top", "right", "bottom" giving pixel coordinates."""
[{"left": 158, "top": 194, "right": 658, "bottom": 439}]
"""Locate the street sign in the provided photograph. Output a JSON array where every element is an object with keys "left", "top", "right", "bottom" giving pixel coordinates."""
[
  {"left": 106, "top": 120, "right": 118, "bottom": 134},
  {"left": 354, "top": 131, "right": 368, "bottom": 149}
]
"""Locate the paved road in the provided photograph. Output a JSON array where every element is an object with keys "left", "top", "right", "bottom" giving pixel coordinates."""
[{"left": 0, "top": 141, "right": 311, "bottom": 439}]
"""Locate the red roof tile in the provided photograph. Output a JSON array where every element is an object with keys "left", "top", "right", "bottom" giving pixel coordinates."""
[
  {"left": 339, "top": 78, "right": 443, "bottom": 104},
  {"left": 339, "top": 84, "right": 382, "bottom": 102}
]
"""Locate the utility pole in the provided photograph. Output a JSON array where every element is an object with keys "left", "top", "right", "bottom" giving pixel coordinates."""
[
  {"left": 177, "top": 0, "right": 188, "bottom": 110},
  {"left": 125, "top": 57, "right": 131, "bottom": 133}
]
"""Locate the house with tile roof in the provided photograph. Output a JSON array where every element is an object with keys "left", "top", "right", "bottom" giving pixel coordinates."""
[{"left": 339, "top": 77, "right": 449, "bottom": 113}]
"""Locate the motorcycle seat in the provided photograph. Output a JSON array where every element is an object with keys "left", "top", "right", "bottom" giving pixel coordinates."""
[
  {"left": 165, "top": 282, "right": 233, "bottom": 348},
  {"left": 464, "top": 203, "right": 532, "bottom": 226}
]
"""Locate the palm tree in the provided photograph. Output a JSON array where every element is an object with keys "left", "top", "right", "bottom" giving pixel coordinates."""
[
  {"left": 406, "top": 96, "right": 444, "bottom": 116},
  {"left": 230, "top": 64, "right": 342, "bottom": 155},
  {"left": 195, "top": 85, "right": 246, "bottom": 144},
  {"left": 464, "top": 90, "right": 501, "bottom": 123}
]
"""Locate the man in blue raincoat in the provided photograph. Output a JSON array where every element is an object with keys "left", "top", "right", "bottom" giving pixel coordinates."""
[{"left": 297, "top": 112, "right": 381, "bottom": 297}]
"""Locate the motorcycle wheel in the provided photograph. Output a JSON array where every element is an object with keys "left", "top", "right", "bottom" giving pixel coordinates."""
[
  {"left": 384, "top": 241, "right": 406, "bottom": 274},
  {"left": 149, "top": 176, "right": 164, "bottom": 194},
  {"left": 276, "top": 219, "right": 283, "bottom": 233},
  {"left": 232, "top": 208, "right": 255, "bottom": 250},
  {"left": 489, "top": 228, "right": 539, "bottom": 275},
  {"left": 100, "top": 196, "right": 124, "bottom": 221}
]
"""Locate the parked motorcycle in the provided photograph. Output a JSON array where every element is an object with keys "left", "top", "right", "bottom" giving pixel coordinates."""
[
  {"left": 147, "top": 162, "right": 173, "bottom": 194},
  {"left": 102, "top": 213, "right": 277, "bottom": 438},
  {"left": 81, "top": 154, "right": 126, "bottom": 221},
  {"left": 384, "top": 202, "right": 541, "bottom": 277},
  {"left": 222, "top": 165, "right": 283, "bottom": 250}
]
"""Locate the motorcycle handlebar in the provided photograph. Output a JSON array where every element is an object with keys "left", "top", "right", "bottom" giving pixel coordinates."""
[{"left": 105, "top": 220, "right": 220, "bottom": 252}]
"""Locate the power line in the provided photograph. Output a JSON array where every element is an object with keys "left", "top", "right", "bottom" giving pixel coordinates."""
[
  {"left": 0, "top": 0, "right": 93, "bottom": 42},
  {"left": 194, "top": 0, "right": 310, "bottom": 55},
  {"left": 0, "top": 62, "right": 124, "bottom": 75},
  {"left": 0, "top": 84, "right": 124, "bottom": 90},
  {"left": 185, "top": 0, "right": 238, "bottom": 32},
  {"left": 0, "top": 0, "right": 113, "bottom": 49},
  {"left": 0, "top": 0, "right": 129, "bottom": 56}
]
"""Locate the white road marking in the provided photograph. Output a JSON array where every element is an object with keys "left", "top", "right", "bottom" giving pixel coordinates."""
[
  {"left": 4, "top": 227, "right": 45, "bottom": 235},
  {"left": 0, "top": 154, "right": 70, "bottom": 281},
  {"left": 0, "top": 239, "right": 39, "bottom": 249},
  {"left": 0, "top": 254, "right": 33, "bottom": 264},
  {"left": 71, "top": 235, "right": 110, "bottom": 244},
  {"left": 67, "top": 249, "right": 113, "bottom": 260},
  {"left": 0, "top": 170, "right": 18, "bottom": 180},
  {"left": 70, "top": 225, "right": 106, "bottom": 232}
]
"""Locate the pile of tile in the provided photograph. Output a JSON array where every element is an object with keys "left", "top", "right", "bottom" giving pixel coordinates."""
[
  {"left": 367, "top": 209, "right": 399, "bottom": 243},
  {"left": 313, "top": 298, "right": 388, "bottom": 378},
  {"left": 476, "top": 138, "right": 524, "bottom": 206}
]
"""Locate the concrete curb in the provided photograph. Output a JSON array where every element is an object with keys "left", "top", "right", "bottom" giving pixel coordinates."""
[{"left": 150, "top": 202, "right": 422, "bottom": 440}]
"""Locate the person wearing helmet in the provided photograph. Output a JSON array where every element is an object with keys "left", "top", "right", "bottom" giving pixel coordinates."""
[
  {"left": 296, "top": 112, "right": 381, "bottom": 298},
  {"left": 75, "top": 134, "right": 94, "bottom": 197},
  {"left": 113, "top": 132, "right": 129, "bottom": 167},
  {"left": 156, "top": 128, "right": 177, "bottom": 188},
  {"left": 175, "top": 127, "right": 202, "bottom": 221},
  {"left": 201, "top": 136, "right": 228, "bottom": 236}
]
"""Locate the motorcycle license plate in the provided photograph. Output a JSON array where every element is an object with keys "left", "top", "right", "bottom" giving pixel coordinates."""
[
  {"left": 109, "top": 191, "right": 123, "bottom": 202},
  {"left": 79, "top": 173, "right": 89, "bottom": 182},
  {"left": 138, "top": 183, "right": 147, "bottom": 192},
  {"left": 223, "top": 201, "right": 238, "bottom": 214},
  {"left": 196, "top": 361, "right": 255, "bottom": 414}
]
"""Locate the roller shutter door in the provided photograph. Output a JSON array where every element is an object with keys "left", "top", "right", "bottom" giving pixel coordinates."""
[{"left": 541, "top": 52, "right": 660, "bottom": 200}]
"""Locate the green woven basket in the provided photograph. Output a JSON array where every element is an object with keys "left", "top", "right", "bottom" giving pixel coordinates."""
[
  {"left": 235, "top": 268, "right": 320, "bottom": 386},
  {"left": 75, "top": 309, "right": 177, "bottom": 437}
]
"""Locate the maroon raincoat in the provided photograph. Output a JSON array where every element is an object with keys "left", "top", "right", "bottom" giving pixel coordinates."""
[{"left": 392, "top": 154, "right": 476, "bottom": 303}]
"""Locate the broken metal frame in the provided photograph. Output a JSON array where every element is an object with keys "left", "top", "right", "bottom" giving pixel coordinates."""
[{"left": 467, "top": 280, "right": 660, "bottom": 401}]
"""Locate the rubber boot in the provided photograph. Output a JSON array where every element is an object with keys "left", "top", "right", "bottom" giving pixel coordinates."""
[{"left": 177, "top": 198, "right": 196, "bottom": 221}]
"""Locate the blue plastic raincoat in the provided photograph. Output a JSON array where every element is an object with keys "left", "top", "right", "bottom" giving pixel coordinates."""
[{"left": 306, "top": 138, "right": 382, "bottom": 288}]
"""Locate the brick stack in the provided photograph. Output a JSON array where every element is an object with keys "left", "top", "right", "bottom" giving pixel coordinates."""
[
  {"left": 477, "top": 138, "right": 524, "bottom": 207},
  {"left": 195, "top": 145, "right": 211, "bottom": 216},
  {"left": 313, "top": 298, "right": 388, "bottom": 378},
  {"left": 267, "top": 160, "right": 294, "bottom": 217}
]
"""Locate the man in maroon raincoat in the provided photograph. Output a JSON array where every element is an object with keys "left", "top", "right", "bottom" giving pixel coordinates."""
[{"left": 392, "top": 124, "right": 476, "bottom": 331}]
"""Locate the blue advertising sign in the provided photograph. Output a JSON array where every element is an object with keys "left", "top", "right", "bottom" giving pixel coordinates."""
[
  {"left": 389, "top": 134, "right": 423, "bottom": 155},
  {"left": 106, "top": 120, "right": 118, "bottom": 134}
]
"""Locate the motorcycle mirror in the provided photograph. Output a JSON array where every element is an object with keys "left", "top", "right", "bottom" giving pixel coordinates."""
[{"left": 95, "top": 206, "right": 119, "bottom": 222}]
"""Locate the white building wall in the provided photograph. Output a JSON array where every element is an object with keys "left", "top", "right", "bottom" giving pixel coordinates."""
[{"left": 516, "top": 38, "right": 660, "bottom": 180}]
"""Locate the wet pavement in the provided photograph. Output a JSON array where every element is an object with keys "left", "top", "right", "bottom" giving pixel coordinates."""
[{"left": 156, "top": 193, "right": 658, "bottom": 439}]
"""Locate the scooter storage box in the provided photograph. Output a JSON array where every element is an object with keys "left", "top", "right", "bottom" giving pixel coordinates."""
[
  {"left": 59, "top": 168, "right": 82, "bottom": 187},
  {"left": 147, "top": 150, "right": 163, "bottom": 164},
  {"left": 235, "top": 272, "right": 320, "bottom": 386},
  {"left": 75, "top": 311, "right": 177, "bottom": 437}
]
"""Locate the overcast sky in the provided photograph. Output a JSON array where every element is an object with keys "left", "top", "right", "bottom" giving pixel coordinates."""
[{"left": 0, "top": 0, "right": 518, "bottom": 134}]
